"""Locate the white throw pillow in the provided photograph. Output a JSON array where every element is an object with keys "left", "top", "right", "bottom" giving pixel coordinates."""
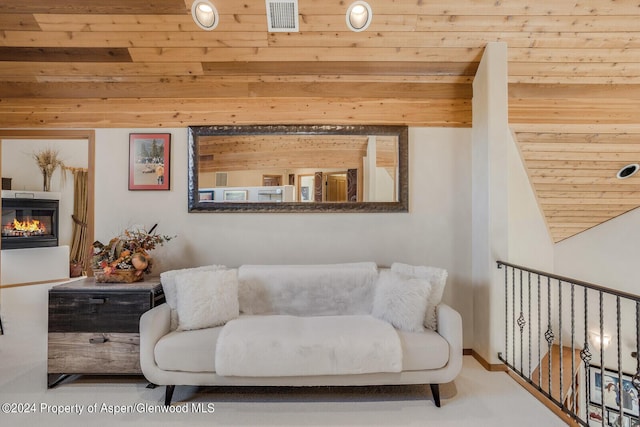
[
  {"left": 390, "top": 263, "right": 448, "bottom": 330},
  {"left": 372, "top": 270, "right": 432, "bottom": 333},
  {"left": 174, "top": 269, "right": 239, "bottom": 331},
  {"left": 160, "top": 264, "right": 226, "bottom": 329}
]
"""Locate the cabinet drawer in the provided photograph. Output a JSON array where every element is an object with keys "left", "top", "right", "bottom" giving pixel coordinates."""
[
  {"left": 48, "top": 332, "right": 140, "bottom": 374},
  {"left": 48, "top": 292, "right": 150, "bottom": 333}
]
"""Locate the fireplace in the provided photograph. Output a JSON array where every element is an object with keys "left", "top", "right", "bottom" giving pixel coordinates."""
[{"left": 1, "top": 193, "right": 59, "bottom": 250}]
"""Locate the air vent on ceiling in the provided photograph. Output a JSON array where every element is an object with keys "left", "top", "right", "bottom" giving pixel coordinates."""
[
  {"left": 265, "top": 0, "right": 299, "bottom": 32},
  {"left": 215, "top": 172, "right": 228, "bottom": 187}
]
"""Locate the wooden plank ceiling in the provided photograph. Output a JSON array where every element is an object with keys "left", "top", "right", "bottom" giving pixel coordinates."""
[
  {"left": 1, "top": 0, "right": 640, "bottom": 242},
  {"left": 198, "top": 134, "right": 396, "bottom": 172}
]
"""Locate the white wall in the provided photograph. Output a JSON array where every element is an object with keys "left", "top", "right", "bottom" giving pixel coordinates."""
[
  {"left": 505, "top": 131, "right": 555, "bottom": 374},
  {"left": 1, "top": 139, "right": 88, "bottom": 247},
  {"left": 93, "top": 127, "right": 475, "bottom": 347},
  {"left": 555, "top": 207, "right": 640, "bottom": 372},
  {"left": 507, "top": 133, "right": 554, "bottom": 270},
  {"left": 555, "top": 208, "right": 640, "bottom": 292}
]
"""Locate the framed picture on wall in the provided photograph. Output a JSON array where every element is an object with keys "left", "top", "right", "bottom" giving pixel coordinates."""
[
  {"left": 129, "top": 133, "right": 171, "bottom": 190},
  {"left": 588, "top": 404, "right": 640, "bottom": 427},
  {"left": 223, "top": 190, "right": 248, "bottom": 201},
  {"left": 198, "top": 190, "right": 214, "bottom": 201},
  {"left": 589, "top": 366, "right": 639, "bottom": 418}
]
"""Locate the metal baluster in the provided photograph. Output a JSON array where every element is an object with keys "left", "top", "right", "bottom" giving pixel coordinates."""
[
  {"left": 599, "top": 291, "right": 605, "bottom": 427},
  {"left": 513, "top": 266, "right": 516, "bottom": 369},
  {"left": 545, "top": 276, "right": 554, "bottom": 397},
  {"left": 580, "top": 287, "right": 592, "bottom": 423},
  {"left": 504, "top": 264, "right": 508, "bottom": 364},
  {"left": 518, "top": 269, "right": 526, "bottom": 373},
  {"left": 538, "top": 274, "right": 542, "bottom": 388},
  {"left": 570, "top": 283, "right": 576, "bottom": 416},
  {"left": 559, "top": 280, "right": 564, "bottom": 407},
  {"left": 634, "top": 302, "right": 640, "bottom": 420},
  {"left": 617, "top": 297, "right": 623, "bottom": 423},
  {"left": 528, "top": 272, "right": 532, "bottom": 377}
]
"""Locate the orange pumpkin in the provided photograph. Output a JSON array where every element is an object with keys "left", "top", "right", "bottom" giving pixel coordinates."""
[{"left": 131, "top": 253, "right": 149, "bottom": 270}]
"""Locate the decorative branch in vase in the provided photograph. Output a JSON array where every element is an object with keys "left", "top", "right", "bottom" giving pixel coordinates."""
[{"left": 33, "top": 148, "right": 66, "bottom": 192}]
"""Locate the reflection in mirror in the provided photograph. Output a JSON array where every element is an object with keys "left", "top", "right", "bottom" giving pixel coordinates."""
[{"left": 188, "top": 125, "right": 408, "bottom": 213}]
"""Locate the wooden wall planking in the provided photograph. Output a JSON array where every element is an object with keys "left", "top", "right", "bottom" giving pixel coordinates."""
[{"left": 0, "top": 97, "right": 472, "bottom": 128}]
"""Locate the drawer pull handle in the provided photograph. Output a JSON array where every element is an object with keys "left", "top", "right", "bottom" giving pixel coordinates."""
[
  {"left": 89, "top": 337, "right": 108, "bottom": 344},
  {"left": 88, "top": 298, "right": 105, "bottom": 304}
]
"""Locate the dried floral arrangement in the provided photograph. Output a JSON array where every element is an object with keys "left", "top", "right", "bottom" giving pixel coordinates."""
[
  {"left": 33, "top": 148, "right": 66, "bottom": 191},
  {"left": 91, "top": 225, "right": 174, "bottom": 278}
]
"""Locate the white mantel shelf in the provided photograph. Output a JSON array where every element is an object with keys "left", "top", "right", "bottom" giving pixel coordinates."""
[{"left": 2, "top": 190, "right": 61, "bottom": 200}]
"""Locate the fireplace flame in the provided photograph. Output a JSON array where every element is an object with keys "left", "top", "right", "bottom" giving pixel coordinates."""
[
  {"left": 2, "top": 218, "right": 46, "bottom": 237},
  {"left": 13, "top": 218, "right": 44, "bottom": 233}
]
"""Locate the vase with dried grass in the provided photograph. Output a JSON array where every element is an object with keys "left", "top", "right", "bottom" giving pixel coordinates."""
[{"left": 33, "top": 148, "right": 66, "bottom": 192}]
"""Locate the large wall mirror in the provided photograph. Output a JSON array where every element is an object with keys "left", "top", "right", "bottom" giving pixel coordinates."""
[{"left": 187, "top": 125, "right": 408, "bottom": 213}]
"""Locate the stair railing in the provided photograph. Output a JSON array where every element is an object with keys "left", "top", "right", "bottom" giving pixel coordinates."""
[{"left": 497, "top": 261, "right": 640, "bottom": 427}]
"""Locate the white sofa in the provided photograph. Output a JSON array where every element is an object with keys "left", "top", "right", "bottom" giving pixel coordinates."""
[{"left": 140, "top": 262, "right": 463, "bottom": 406}]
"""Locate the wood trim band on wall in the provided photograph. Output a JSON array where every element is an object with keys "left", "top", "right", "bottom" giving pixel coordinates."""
[
  {"left": 0, "top": 278, "right": 69, "bottom": 289},
  {"left": 0, "top": 129, "right": 96, "bottom": 283},
  {"left": 507, "top": 371, "right": 579, "bottom": 427},
  {"left": 471, "top": 349, "right": 508, "bottom": 372},
  {"left": 467, "top": 350, "right": 575, "bottom": 424}
]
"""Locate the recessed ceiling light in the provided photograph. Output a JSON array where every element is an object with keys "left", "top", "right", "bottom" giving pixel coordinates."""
[
  {"left": 616, "top": 163, "right": 640, "bottom": 179},
  {"left": 191, "top": 0, "right": 219, "bottom": 31},
  {"left": 346, "top": 1, "right": 372, "bottom": 32}
]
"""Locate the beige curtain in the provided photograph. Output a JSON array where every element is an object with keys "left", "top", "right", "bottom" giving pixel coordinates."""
[{"left": 68, "top": 168, "right": 89, "bottom": 274}]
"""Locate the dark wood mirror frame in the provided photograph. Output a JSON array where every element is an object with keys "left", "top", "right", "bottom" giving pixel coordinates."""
[{"left": 187, "top": 124, "right": 408, "bottom": 213}]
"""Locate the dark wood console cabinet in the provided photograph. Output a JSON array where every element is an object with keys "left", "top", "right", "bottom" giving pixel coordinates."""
[{"left": 47, "top": 277, "right": 164, "bottom": 387}]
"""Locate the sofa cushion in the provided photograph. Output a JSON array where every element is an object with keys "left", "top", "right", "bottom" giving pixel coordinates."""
[
  {"left": 175, "top": 269, "right": 239, "bottom": 331},
  {"left": 160, "top": 264, "right": 227, "bottom": 330},
  {"left": 154, "top": 317, "right": 449, "bottom": 374},
  {"left": 215, "top": 314, "right": 402, "bottom": 377},
  {"left": 390, "top": 263, "right": 448, "bottom": 330},
  {"left": 155, "top": 327, "right": 223, "bottom": 372},
  {"left": 372, "top": 270, "right": 432, "bottom": 333},
  {"left": 238, "top": 263, "right": 378, "bottom": 316},
  {"left": 396, "top": 329, "right": 450, "bottom": 371}
]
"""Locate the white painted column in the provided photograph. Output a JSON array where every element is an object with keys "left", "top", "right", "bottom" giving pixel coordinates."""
[
  {"left": 363, "top": 136, "right": 377, "bottom": 202},
  {"left": 472, "top": 42, "right": 509, "bottom": 364}
]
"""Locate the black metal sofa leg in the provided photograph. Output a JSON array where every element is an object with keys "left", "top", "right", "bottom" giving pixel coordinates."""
[
  {"left": 165, "top": 385, "right": 175, "bottom": 406},
  {"left": 430, "top": 384, "right": 441, "bottom": 407}
]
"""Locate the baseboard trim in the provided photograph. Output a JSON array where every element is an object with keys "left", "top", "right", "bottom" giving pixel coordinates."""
[
  {"left": 463, "top": 348, "right": 472, "bottom": 356},
  {"left": 471, "top": 350, "right": 507, "bottom": 372}
]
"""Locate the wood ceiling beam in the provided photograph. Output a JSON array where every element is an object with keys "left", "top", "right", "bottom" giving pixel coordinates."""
[
  {"left": 0, "top": 62, "right": 205, "bottom": 77},
  {"left": 0, "top": 97, "right": 471, "bottom": 128},
  {"left": 0, "top": 0, "right": 188, "bottom": 14},
  {"left": 24, "top": 13, "right": 640, "bottom": 33},
  {"left": 0, "top": 47, "right": 131, "bottom": 62},
  {"left": 510, "top": 98, "right": 640, "bottom": 125},
  {"left": 0, "top": 81, "right": 472, "bottom": 99},
  {"left": 128, "top": 47, "right": 484, "bottom": 63},
  {"left": 203, "top": 61, "right": 478, "bottom": 76},
  {"left": 12, "top": 0, "right": 635, "bottom": 16},
  {"left": 0, "top": 14, "right": 39, "bottom": 30},
  {"left": 510, "top": 84, "right": 640, "bottom": 99}
]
